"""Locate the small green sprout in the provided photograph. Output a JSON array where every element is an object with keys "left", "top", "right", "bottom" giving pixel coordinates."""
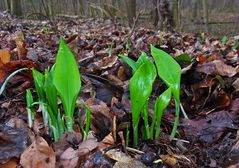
[
  {"left": 200, "top": 32, "right": 206, "bottom": 41},
  {"left": 78, "top": 102, "right": 91, "bottom": 140},
  {"left": 151, "top": 45, "right": 182, "bottom": 140},
  {"left": 54, "top": 38, "right": 81, "bottom": 132},
  {"left": 221, "top": 36, "right": 228, "bottom": 45},
  {"left": 26, "top": 38, "right": 90, "bottom": 142},
  {"left": 120, "top": 45, "right": 186, "bottom": 146},
  {"left": 123, "top": 38, "right": 131, "bottom": 52},
  {"left": 232, "top": 38, "right": 239, "bottom": 49},
  {"left": 130, "top": 56, "right": 156, "bottom": 146}
]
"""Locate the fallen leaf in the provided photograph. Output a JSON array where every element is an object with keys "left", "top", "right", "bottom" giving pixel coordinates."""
[
  {"left": 181, "top": 111, "right": 238, "bottom": 145},
  {"left": 20, "top": 136, "right": 55, "bottom": 168},
  {"left": 196, "top": 60, "right": 237, "bottom": 77},
  {"left": 0, "top": 124, "right": 27, "bottom": 164},
  {"left": 78, "top": 138, "right": 101, "bottom": 157},
  {"left": 105, "top": 149, "right": 147, "bottom": 168},
  {"left": 0, "top": 159, "right": 17, "bottom": 168},
  {"left": 58, "top": 147, "right": 78, "bottom": 168},
  {"left": 0, "top": 60, "right": 36, "bottom": 84},
  {"left": 0, "top": 48, "right": 11, "bottom": 64},
  {"left": 232, "top": 78, "right": 239, "bottom": 90},
  {"left": 15, "top": 31, "right": 27, "bottom": 60}
]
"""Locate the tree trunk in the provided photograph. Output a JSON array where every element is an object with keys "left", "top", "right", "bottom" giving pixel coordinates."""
[
  {"left": 78, "top": 0, "right": 86, "bottom": 15},
  {"left": 159, "top": 0, "right": 174, "bottom": 31},
  {"left": 4, "top": 0, "right": 10, "bottom": 11},
  {"left": 47, "top": 0, "right": 54, "bottom": 20},
  {"left": 124, "top": 0, "right": 136, "bottom": 27},
  {"left": 10, "top": 0, "right": 22, "bottom": 16},
  {"left": 173, "top": 0, "right": 181, "bottom": 31},
  {"left": 151, "top": 0, "right": 159, "bottom": 28},
  {"left": 202, "top": 0, "right": 209, "bottom": 32}
]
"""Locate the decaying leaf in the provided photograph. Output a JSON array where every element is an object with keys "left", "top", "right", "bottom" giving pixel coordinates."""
[
  {"left": 20, "top": 136, "right": 56, "bottom": 168},
  {"left": 0, "top": 124, "right": 27, "bottom": 164},
  {"left": 0, "top": 48, "right": 11, "bottom": 64},
  {"left": 58, "top": 147, "right": 78, "bottom": 168},
  {"left": 105, "top": 149, "right": 147, "bottom": 168},
  {"left": 196, "top": 60, "right": 237, "bottom": 77}
]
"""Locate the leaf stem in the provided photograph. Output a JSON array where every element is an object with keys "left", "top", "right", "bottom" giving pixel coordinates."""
[
  {"left": 142, "top": 102, "right": 150, "bottom": 140},
  {"left": 170, "top": 99, "right": 180, "bottom": 140},
  {"left": 180, "top": 103, "right": 188, "bottom": 119},
  {"left": 133, "top": 124, "right": 139, "bottom": 147}
]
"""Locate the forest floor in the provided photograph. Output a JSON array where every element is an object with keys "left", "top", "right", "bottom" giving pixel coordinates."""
[{"left": 0, "top": 13, "right": 239, "bottom": 168}]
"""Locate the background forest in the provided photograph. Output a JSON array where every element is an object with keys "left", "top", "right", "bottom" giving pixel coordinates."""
[{"left": 0, "top": 0, "right": 239, "bottom": 36}]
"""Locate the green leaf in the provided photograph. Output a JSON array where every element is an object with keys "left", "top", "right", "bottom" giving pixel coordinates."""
[
  {"left": 32, "top": 68, "right": 45, "bottom": 100},
  {"left": 130, "top": 58, "right": 156, "bottom": 146},
  {"left": 118, "top": 54, "right": 138, "bottom": 73},
  {"left": 0, "top": 68, "right": 28, "bottom": 96},
  {"left": 119, "top": 52, "right": 149, "bottom": 74},
  {"left": 151, "top": 45, "right": 181, "bottom": 101},
  {"left": 136, "top": 52, "right": 148, "bottom": 68},
  {"left": 45, "top": 104, "right": 59, "bottom": 142},
  {"left": 82, "top": 102, "right": 91, "bottom": 140},
  {"left": 151, "top": 87, "right": 171, "bottom": 139},
  {"left": 53, "top": 38, "right": 81, "bottom": 132},
  {"left": 44, "top": 67, "right": 58, "bottom": 116},
  {"left": 175, "top": 53, "right": 191, "bottom": 65},
  {"left": 221, "top": 36, "right": 228, "bottom": 45}
]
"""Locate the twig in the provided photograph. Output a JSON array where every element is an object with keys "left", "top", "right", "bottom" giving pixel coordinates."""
[{"left": 127, "top": 9, "right": 144, "bottom": 38}]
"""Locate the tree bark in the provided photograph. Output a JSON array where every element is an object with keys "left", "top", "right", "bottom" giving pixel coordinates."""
[
  {"left": 47, "top": 0, "right": 54, "bottom": 20},
  {"left": 4, "top": 0, "right": 10, "bottom": 11},
  {"left": 202, "top": 0, "right": 209, "bottom": 32},
  {"left": 78, "top": 0, "right": 86, "bottom": 15},
  {"left": 124, "top": 0, "right": 136, "bottom": 27},
  {"left": 10, "top": 0, "right": 22, "bottom": 16},
  {"left": 159, "top": 0, "right": 174, "bottom": 31}
]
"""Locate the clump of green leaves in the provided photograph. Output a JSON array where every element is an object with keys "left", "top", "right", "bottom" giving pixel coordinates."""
[
  {"left": 119, "top": 45, "right": 185, "bottom": 146},
  {"left": 26, "top": 38, "right": 90, "bottom": 141}
]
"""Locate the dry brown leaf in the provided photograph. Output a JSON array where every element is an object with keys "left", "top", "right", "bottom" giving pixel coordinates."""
[
  {"left": 0, "top": 159, "right": 17, "bottom": 168},
  {"left": 232, "top": 79, "right": 239, "bottom": 90},
  {"left": 0, "top": 60, "right": 36, "bottom": 83},
  {"left": 101, "top": 133, "right": 115, "bottom": 145},
  {"left": 106, "top": 149, "right": 147, "bottom": 168},
  {"left": 160, "top": 154, "right": 177, "bottom": 167},
  {"left": 196, "top": 60, "right": 237, "bottom": 77},
  {"left": 78, "top": 138, "right": 100, "bottom": 157},
  {"left": 0, "top": 48, "right": 11, "bottom": 64},
  {"left": 20, "top": 136, "right": 55, "bottom": 168},
  {"left": 58, "top": 147, "right": 78, "bottom": 168},
  {"left": 15, "top": 32, "right": 27, "bottom": 60}
]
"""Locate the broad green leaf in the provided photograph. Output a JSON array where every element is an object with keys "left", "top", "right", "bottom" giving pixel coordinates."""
[
  {"left": 32, "top": 68, "right": 45, "bottom": 100},
  {"left": 130, "top": 58, "right": 156, "bottom": 146},
  {"left": 118, "top": 54, "right": 138, "bottom": 73},
  {"left": 136, "top": 52, "right": 148, "bottom": 68},
  {"left": 151, "top": 87, "right": 171, "bottom": 139},
  {"left": 151, "top": 45, "right": 181, "bottom": 101},
  {"left": 44, "top": 68, "right": 58, "bottom": 116},
  {"left": 53, "top": 38, "right": 81, "bottom": 132},
  {"left": 119, "top": 52, "right": 149, "bottom": 74}
]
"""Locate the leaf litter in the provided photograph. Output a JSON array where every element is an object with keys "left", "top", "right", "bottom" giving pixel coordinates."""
[{"left": 0, "top": 13, "right": 238, "bottom": 167}]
